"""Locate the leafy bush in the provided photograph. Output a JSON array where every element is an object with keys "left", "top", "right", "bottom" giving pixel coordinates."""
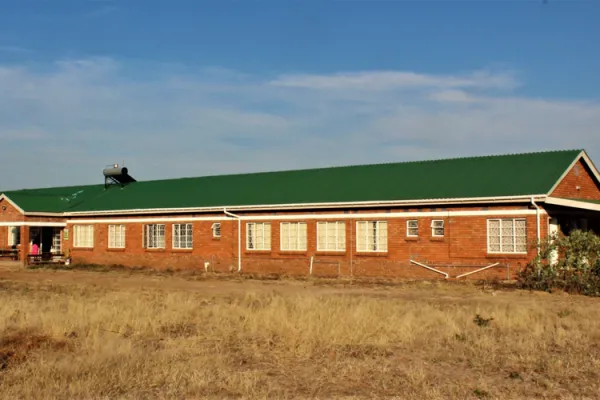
[{"left": 518, "top": 229, "right": 600, "bottom": 296}]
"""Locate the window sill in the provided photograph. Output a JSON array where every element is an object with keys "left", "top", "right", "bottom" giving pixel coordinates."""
[
  {"left": 107, "top": 248, "right": 126, "bottom": 252},
  {"left": 72, "top": 247, "right": 94, "bottom": 251},
  {"left": 145, "top": 248, "right": 166, "bottom": 252},
  {"left": 486, "top": 253, "right": 528, "bottom": 259},
  {"left": 316, "top": 251, "right": 347, "bottom": 256},
  {"left": 355, "top": 252, "right": 388, "bottom": 257},
  {"left": 172, "top": 248, "right": 193, "bottom": 252},
  {"left": 279, "top": 250, "right": 308, "bottom": 255},
  {"left": 405, "top": 237, "right": 419, "bottom": 242},
  {"left": 245, "top": 250, "right": 272, "bottom": 255},
  {"left": 212, "top": 237, "right": 221, "bottom": 241}
]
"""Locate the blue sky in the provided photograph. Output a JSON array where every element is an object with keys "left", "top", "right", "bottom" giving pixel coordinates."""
[{"left": 1, "top": 0, "right": 599, "bottom": 189}]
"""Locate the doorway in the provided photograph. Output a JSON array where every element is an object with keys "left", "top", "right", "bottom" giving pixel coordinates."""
[{"left": 29, "top": 227, "right": 62, "bottom": 254}]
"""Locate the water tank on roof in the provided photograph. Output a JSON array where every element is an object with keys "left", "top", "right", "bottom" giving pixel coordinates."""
[
  {"left": 103, "top": 167, "right": 129, "bottom": 177},
  {"left": 103, "top": 164, "right": 136, "bottom": 188}
]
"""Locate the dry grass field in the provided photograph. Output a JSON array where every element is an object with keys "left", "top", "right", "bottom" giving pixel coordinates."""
[{"left": 1, "top": 266, "right": 600, "bottom": 399}]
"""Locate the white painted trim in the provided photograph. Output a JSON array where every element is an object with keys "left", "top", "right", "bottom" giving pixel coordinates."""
[
  {"left": 581, "top": 151, "right": 600, "bottom": 186},
  {"left": 0, "top": 222, "right": 67, "bottom": 227},
  {"left": 486, "top": 218, "right": 528, "bottom": 255},
  {"left": 279, "top": 222, "right": 308, "bottom": 251},
  {"left": 355, "top": 220, "right": 388, "bottom": 253},
  {"left": 0, "top": 194, "right": 25, "bottom": 215},
  {"left": 172, "top": 223, "right": 194, "bottom": 250},
  {"left": 316, "top": 221, "right": 346, "bottom": 252},
  {"left": 72, "top": 225, "right": 95, "bottom": 248},
  {"left": 65, "top": 209, "right": 546, "bottom": 225},
  {"left": 63, "top": 195, "right": 547, "bottom": 216},
  {"left": 546, "top": 151, "right": 583, "bottom": 196},
  {"left": 67, "top": 216, "right": 230, "bottom": 224},
  {"left": 24, "top": 212, "right": 64, "bottom": 217},
  {"left": 431, "top": 220, "right": 445, "bottom": 237},
  {"left": 142, "top": 223, "right": 166, "bottom": 249},
  {"left": 545, "top": 197, "right": 600, "bottom": 212},
  {"left": 107, "top": 224, "right": 126, "bottom": 249},
  {"left": 245, "top": 222, "right": 271, "bottom": 251},
  {"left": 211, "top": 222, "right": 222, "bottom": 238},
  {"left": 406, "top": 219, "right": 419, "bottom": 237}
]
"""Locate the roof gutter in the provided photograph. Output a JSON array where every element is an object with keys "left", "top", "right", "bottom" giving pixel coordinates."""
[
  {"left": 63, "top": 195, "right": 549, "bottom": 217},
  {"left": 545, "top": 197, "right": 600, "bottom": 212},
  {"left": 24, "top": 212, "right": 65, "bottom": 217}
]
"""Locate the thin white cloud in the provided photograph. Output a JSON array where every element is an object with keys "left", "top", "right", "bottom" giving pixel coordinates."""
[
  {"left": 428, "top": 89, "right": 476, "bottom": 103},
  {"left": 270, "top": 69, "right": 519, "bottom": 91},
  {"left": 0, "top": 57, "right": 598, "bottom": 190}
]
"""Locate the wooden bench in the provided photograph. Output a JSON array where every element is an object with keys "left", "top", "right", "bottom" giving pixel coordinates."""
[
  {"left": 0, "top": 249, "right": 19, "bottom": 261},
  {"left": 27, "top": 252, "right": 66, "bottom": 265}
]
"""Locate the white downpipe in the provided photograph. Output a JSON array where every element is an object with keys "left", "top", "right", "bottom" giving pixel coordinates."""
[
  {"left": 223, "top": 208, "right": 242, "bottom": 273},
  {"left": 530, "top": 197, "right": 541, "bottom": 255},
  {"left": 309, "top": 256, "right": 314, "bottom": 275},
  {"left": 455, "top": 262, "right": 500, "bottom": 279},
  {"left": 410, "top": 260, "right": 449, "bottom": 279}
]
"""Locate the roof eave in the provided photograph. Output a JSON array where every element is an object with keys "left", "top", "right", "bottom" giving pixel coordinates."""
[
  {"left": 23, "top": 212, "right": 66, "bottom": 217},
  {"left": 546, "top": 197, "right": 600, "bottom": 212},
  {"left": 64, "top": 194, "right": 548, "bottom": 217},
  {"left": 0, "top": 194, "right": 25, "bottom": 215},
  {"left": 546, "top": 150, "right": 600, "bottom": 196}
]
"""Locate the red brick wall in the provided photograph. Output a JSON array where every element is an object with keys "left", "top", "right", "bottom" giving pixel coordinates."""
[
  {"left": 67, "top": 217, "right": 238, "bottom": 271},
  {"left": 0, "top": 198, "right": 70, "bottom": 263},
  {"left": 62, "top": 205, "right": 543, "bottom": 280},
  {"left": 551, "top": 159, "right": 600, "bottom": 200},
  {"left": 0, "top": 198, "right": 24, "bottom": 248}
]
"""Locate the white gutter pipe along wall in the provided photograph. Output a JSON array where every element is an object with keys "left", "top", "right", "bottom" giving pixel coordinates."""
[
  {"left": 530, "top": 197, "right": 541, "bottom": 255},
  {"left": 224, "top": 209, "right": 242, "bottom": 272}
]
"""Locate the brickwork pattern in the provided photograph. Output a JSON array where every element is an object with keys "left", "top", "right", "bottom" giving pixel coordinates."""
[
  {"left": 551, "top": 159, "right": 600, "bottom": 200},
  {"left": 63, "top": 205, "right": 545, "bottom": 280}
]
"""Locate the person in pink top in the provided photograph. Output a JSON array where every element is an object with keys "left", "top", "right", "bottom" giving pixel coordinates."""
[{"left": 31, "top": 242, "right": 40, "bottom": 255}]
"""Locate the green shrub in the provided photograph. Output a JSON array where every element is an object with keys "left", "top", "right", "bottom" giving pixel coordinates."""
[{"left": 518, "top": 229, "right": 600, "bottom": 296}]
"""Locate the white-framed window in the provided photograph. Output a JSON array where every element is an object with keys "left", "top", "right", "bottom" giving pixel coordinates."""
[
  {"left": 212, "top": 223, "right": 221, "bottom": 238},
  {"left": 108, "top": 225, "right": 126, "bottom": 249},
  {"left": 487, "top": 219, "right": 527, "bottom": 253},
  {"left": 7, "top": 226, "right": 20, "bottom": 246},
  {"left": 246, "top": 222, "right": 271, "bottom": 250},
  {"left": 431, "top": 220, "right": 444, "bottom": 237},
  {"left": 280, "top": 222, "right": 307, "bottom": 251},
  {"left": 143, "top": 224, "right": 165, "bottom": 249},
  {"left": 356, "top": 221, "right": 388, "bottom": 252},
  {"left": 317, "top": 221, "right": 346, "bottom": 251},
  {"left": 51, "top": 228, "right": 62, "bottom": 253},
  {"left": 173, "top": 223, "right": 193, "bottom": 249},
  {"left": 407, "top": 220, "right": 418, "bottom": 237},
  {"left": 73, "top": 225, "right": 94, "bottom": 248}
]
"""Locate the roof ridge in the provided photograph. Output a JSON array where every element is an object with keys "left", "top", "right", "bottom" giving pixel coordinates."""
[
  {"left": 137, "top": 148, "right": 584, "bottom": 184},
  {"left": 1, "top": 148, "right": 583, "bottom": 192}
]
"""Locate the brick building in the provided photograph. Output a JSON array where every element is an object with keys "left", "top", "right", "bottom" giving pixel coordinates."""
[{"left": 1, "top": 149, "right": 599, "bottom": 280}]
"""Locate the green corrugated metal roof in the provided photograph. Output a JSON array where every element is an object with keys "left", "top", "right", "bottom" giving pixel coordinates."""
[
  {"left": 3, "top": 184, "right": 106, "bottom": 213},
  {"left": 2, "top": 149, "right": 584, "bottom": 213}
]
